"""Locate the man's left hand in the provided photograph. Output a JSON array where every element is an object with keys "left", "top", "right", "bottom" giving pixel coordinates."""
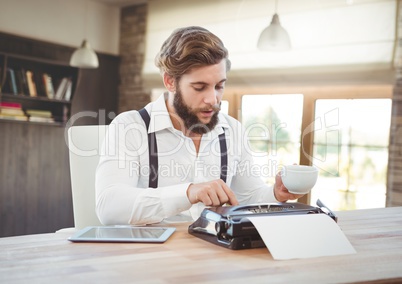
[{"left": 273, "top": 172, "right": 304, "bottom": 202}]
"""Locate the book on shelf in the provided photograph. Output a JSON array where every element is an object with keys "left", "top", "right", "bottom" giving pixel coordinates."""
[
  {"left": 6, "top": 68, "right": 18, "bottom": 95},
  {"left": 15, "top": 69, "right": 29, "bottom": 95},
  {"left": 26, "top": 109, "right": 54, "bottom": 123},
  {"left": 54, "top": 77, "right": 71, "bottom": 100},
  {"left": 33, "top": 72, "right": 46, "bottom": 97},
  {"left": 0, "top": 101, "right": 22, "bottom": 108},
  {"left": 0, "top": 106, "right": 25, "bottom": 116},
  {"left": 63, "top": 78, "right": 73, "bottom": 101},
  {"left": 25, "top": 109, "right": 52, "bottom": 118},
  {"left": 28, "top": 116, "right": 55, "bottom": 123},
  {"left": 2, "top": 68, "right": 73, "bottom": 101},
  {"left": 0, "top": 101, "right": 23, "bottom": 113},
  {"left": 0, "top": 113, "right": 28, "bottom": 121},
  {"left": 0, "top": 102, "right": 27, "bottom": 121},
  {"left": 26, "top": 70, "right": 37, "bottom": 97},
  {"left": 42, "top": 73, "right": 55, "bottom": 99},
  {"left": 2, "top": 68, "right": 16, "bottom": 95}
]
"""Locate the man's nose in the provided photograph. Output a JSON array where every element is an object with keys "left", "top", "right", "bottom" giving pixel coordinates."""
[{"left": 203, "top": 88, "right": 218, "bottom": 105}]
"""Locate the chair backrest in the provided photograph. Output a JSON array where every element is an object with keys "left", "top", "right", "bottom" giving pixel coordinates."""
[{"left": 68, "top": 125, "right": 107, "bottom": 229}]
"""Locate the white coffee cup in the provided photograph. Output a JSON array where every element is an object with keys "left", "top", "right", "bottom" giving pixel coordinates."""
[{"left": 280, "top": 165, "right": 318, "bottom": 194}]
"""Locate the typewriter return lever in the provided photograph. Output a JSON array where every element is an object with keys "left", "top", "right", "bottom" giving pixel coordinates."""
[{"left": 316, "top": 199, "right": 338, "bottom": 222}]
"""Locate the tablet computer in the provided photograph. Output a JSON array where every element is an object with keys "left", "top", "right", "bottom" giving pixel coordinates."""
[{"left": 68, "top": 226, "right": 176, "bottom": 243}]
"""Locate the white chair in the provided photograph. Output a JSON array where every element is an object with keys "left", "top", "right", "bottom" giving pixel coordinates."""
[{"left": 67, "top": 125, "right": 108, "bottom": 229}]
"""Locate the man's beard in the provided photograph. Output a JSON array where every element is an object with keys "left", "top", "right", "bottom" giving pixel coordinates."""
[{"left": 173, "top": 88, "right": 220, "bottom": 135}]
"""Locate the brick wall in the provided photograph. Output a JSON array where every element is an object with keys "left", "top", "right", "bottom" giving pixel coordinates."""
[
  {"left": 118, "top": 4, "right": 150, "bottom": 113},
  {"left": 387, "top": 0, "right": 402, "bottom": 206},
  {"left": 387, "top": 84, "right": 402, "bottom": 206}
]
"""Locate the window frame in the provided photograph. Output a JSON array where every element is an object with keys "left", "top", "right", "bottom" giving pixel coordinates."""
[{"left": 223, "top": 85, "right": 393, "bottom": 204}]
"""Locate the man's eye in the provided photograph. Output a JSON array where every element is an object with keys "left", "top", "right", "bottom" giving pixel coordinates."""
[
  {"left": 194, "top": 86, "right": 204, "bottom": 91},
  {"left": 216, "top": 85, "right": 224, "bottom": 90}
]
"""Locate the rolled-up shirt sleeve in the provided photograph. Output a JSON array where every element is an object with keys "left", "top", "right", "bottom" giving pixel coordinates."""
[{"left": 95, "top": 111, "right": 192, "bottom": 226}]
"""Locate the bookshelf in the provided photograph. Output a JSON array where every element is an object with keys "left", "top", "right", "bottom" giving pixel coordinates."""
[
  {"left": 0, "top": 52, "right": 78, "bottom": 125},
  {"left": 0, "top": 32, "right": 119, "bottom": 237}
]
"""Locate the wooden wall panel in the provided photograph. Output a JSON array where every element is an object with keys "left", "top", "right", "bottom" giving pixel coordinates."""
[{"left": 0, "top": 123, "right": 73, "bottom": 236}]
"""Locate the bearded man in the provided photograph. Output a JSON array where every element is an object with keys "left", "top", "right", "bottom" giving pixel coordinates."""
[{"left": 95, "top": 26, "right": 303, "bottom": 225}]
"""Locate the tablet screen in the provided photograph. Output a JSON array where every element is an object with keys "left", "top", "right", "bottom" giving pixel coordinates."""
[{"left": 68, "top": 226, "right": 176, "bottom": 243}]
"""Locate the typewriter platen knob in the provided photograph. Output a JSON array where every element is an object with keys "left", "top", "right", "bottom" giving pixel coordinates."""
[{"left": 215, "top": 221, "right": 229, "bottom": 235}]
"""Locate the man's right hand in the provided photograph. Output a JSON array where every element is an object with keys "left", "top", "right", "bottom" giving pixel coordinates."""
[{"left": 186, "top": 179, "right": 239, "bottom": 206}]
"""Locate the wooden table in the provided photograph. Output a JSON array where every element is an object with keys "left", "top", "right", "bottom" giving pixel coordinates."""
[{"left": 1, "top": 207, "right": 402, "bottom": 284}]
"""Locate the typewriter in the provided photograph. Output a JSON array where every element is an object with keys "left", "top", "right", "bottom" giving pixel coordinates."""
[{"left": 188, "top": 199, "right": 337, "bottom": 250}]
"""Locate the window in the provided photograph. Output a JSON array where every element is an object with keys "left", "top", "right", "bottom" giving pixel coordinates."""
[
  {"left": 221, "top": 100, "right": 229, "bottom": 115},
  {"left": 311, "top": 99, "right": 392, "bottom": 210},
  {"left": 241, "top": 94, "right": 304, "bottom": 184}
]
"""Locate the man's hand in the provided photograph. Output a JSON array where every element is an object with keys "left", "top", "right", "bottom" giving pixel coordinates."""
[
  {"left": 274, "top": 172, "right": 304, "bottom": 202},
  {"left": 187, "top": 179, "right": 239, "bottom": 206}
]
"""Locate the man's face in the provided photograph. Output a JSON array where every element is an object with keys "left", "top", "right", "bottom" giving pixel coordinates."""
[{"left": 173, "top": 60, "right": 227, "bottom": 134}]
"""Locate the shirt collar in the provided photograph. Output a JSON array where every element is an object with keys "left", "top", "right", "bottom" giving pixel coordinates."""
[{"left": 147, "top": 93, "right": 173, "bottom": 133}]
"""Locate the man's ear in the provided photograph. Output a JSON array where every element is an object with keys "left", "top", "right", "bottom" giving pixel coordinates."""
[{"left": 163, "top": 73, "right": 175, "bottom": 92}]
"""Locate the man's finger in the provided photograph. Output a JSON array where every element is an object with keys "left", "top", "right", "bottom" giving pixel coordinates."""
[{"left": 219, "top": 180, "right": 239, "bottom": 205}]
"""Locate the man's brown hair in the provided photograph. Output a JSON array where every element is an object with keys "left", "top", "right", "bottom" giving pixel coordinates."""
[{"left": 155, "top": 26, "right": 231, "bottom": 81}]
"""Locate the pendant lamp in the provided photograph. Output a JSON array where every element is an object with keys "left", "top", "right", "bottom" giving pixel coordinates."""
[
  {"left": 70, "top": 39, "right": 99, "bottom": 68},
  {"left": 257, "top": 0, "right": 291, "bottom": 51},
  {"left": 69, "top": 0, "right": 99, "bottom": 68}
]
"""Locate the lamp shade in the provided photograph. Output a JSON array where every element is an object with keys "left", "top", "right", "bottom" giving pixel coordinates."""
[
  {"left": 70, "top": 39, "right": 99, "bottom": 68},
  {"left": 257, "top": 13, "right": 291, "bottom": 51}
]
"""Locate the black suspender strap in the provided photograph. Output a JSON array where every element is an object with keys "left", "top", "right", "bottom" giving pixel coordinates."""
[
  {"left": 138, "top": 108, "right": 158, "bottom": 188},
  {"left": 139, "top": 107, "right": 228, "bottom": 186},
  {"left": 218, "top": 130, "right": 227, "bottom": 183}
]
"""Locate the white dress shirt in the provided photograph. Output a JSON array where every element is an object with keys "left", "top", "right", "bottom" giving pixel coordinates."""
[{"left": 95, "top": 94, "right": 277, "bottom": 225}]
